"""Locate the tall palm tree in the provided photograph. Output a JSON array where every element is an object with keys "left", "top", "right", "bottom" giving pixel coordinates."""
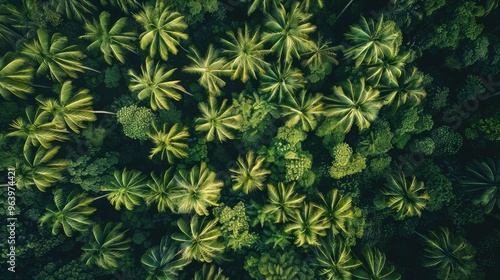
[
  {"left": 301, "top": 34, "right": 339, "bottom": 70},
  {"left": 21, "top": 29, "right": 86, "bottom": 83},
  {"left": 220, "top": 24, "right": 270, "bottom": 82},
  {"left": 194, "top": 264, "right": 229, "bottom": 280},
  {"left": 183, "top": 45, "right": 231, "bottom": 95},
  {"left": 262, "top": 2, "right": 316, "bottom": 63},
  {"left": 8, "top": 106, "right": 69, "bottom": 153},
  {"left": 171, "top": 216, "right": 225, "bottom": 263},
  {"left": 230, "top": 151, "right": 271, "bottom": 194},
  {"left": 101, "top": 168, "right": 148, "bottom": 211},
  {"left": 16, "top": 146, "right": 69, "bottom": 192},
  {"left": 352, "top": 247, "right": 401, "bottom": 280},
  {"left": 145, "top": 168, "right": 177, "bottom": 213},
  {"left": 39, "top": 188, "right": 95, "bottom": 237},
  {"left": 379, "top": 67, "right": 426, "bottom": 112},
  {"left": 171, "top": 162, "right": 224, "bottom": 216},
  {"left": 147, "top": 123, "right": 190, "bottom": 164},
  {"left": 48, "top": 0, "right": 96, "bottom": 22},
  {"left": 36, "top": 80, "right": 96, "bottom": 133},
  {"left": 263, "top": 182, "right": 306, "bottom": 223},
  {"left": 141, "top": 235, "right": 191, "bottom": 280},
  {"left": 317, "top": 189, "right": 356, "bottom": 235},
  {"left": 381, "top": 172, "right": 429, "bottom": 219},
  {"left": 417, "top": 227, "right": 476, "bottom": 280},
  {"left": 260, "top": 63, "right": 305, "bottom": 102},
  {"left": 244, "top": 0, "right": 281, "bottom": 15},
  {"left": 0, "top": 52, "right": 34, "bottom": 100},
  {"left": 81, "top": 222, "right": 131, "bottom": 270},
  {"left": 195, "top": 97, "right": 242, "bottom": 142},
  {"left": 80, "top": 11, "right": 136, "bottom": 65},
  {"left": 280, "top": 90, "right": 324, "bottom": 131},
  {"left": 323, "top": 78, "right": 383, "bottom": 133},
  {"left": 128, "top": 57, "right": 184, "bottom": 111},
  {"left": 134, "top": 2, "right": 188, "bottom": 61},
  {"left": 364, "top": 50, "right": 410, "bottom": 87},
  {"left": 314, "top": 236, "right": 361, "bottom": 280},
  {"left": 285, "top": 202, "right": 329, "bottom": 247},
  {"left": 344, "top": 15, "right": 399, "bottom": 67},
  {"left": 460, "top": 158, "right": 500, "bottom": 214}
]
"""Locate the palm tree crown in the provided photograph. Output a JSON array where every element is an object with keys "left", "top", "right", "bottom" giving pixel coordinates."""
[
  {"left": 280, "top": 90, "right": 324, "bottom": 132},
  {"left": 141, "top": 235, "right": 191, "bottom": 280},
  {"left": 0, "top": 52, "right": 34, "bottom": 100},
  {"left": 314, "top": 236, "right": 362, "bottom": 280},
  {"left": 285, "top": 202, "right": 330, "bottom": 246},
  {"left": 101, "top": 168, "right": 148, "bottom": 211},
  {"left": 145, "top": 168, "right": 177, "bottom": 213},
  {"left": 147, "top": 123, "right": 190, "bottom": 163},
  {"left": 381, "top": 172, "right": 429, "bottom": 219},
  {"left": 134, "top": 2, "right": 188, "bottom": 61},
  {"left": 263, "top": 182, "right": 306, "bottom": 223},
  {"left": 229, "top": 151, "right": 271, "bottom": 194},
  {"left": 195, "top": 97, "right": 242, "bottom": 142},
  {"left": 460, "top": 158, "right": 500, "bottom": 213},
  {"left": 260, "top": 63, "right": 305, "bottom": 102}
]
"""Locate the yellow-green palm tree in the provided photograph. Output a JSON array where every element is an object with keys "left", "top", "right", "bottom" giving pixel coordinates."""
[
  {"left": 244, "top": 0, "right": 281, "bottom": 15},
  {"left": 221, "top": 24, "right": 270, "bottom": 82},
  {"left": 301, "top": 34, "right": 339, "bottom": 70},
  {"left": 128, "top": 57, "right": 185, "bottom": 111},
  {"left": 314, "top": 236, "right": 362, "bottom": 280},
  {"left": 381, "top": 172, "right": 429, "bottom": 219},
  {"left": 171, "top": 216, "right": 225, "bottom": 263},
  {"left": 21, "top": 29, "right": 86, "bottom": 83},
  {"left": 323, "top": 78, "right": 383, "bottom": 133},
  {"left": 134, "top": 2, "right": 188, "bottom": 61},
  {"left": 379, "top": 67, "right": 427, "bottom": 112},
  {"left": 36, "top": 80, "right": 96, "bottom": 133},
  {"left": 263, "top": 182, "right": 306, "bottom": 223},
  {"left": 317, "top": 189, "right": 356, "bottom": 235},
  {"left": 39, "top": 188, "right": 95, "bottom": 237},
  {"left": 145, "top": 168, "right": 177, "bottom": 213},
  {"left": 0, "top": 52, "right": 34, "bottom": 100},
  {"left": 141, "top": 235, "right": 191, "bottom": 280},
  {"left": 147, "top": 123, "right": 190, "bottom": 164},
  {"left": 171, "top": 162, "right": 224, "bottom": 216},
  {"left": 352, "top": 247, "right": 401, "bottom": 280},
  {"left": 365, "top": 49, "right": 410, "bottom": 87},
  {"left": 262, "top": 2, "right": 316, "bottom": 63},
  {"left": 101, "top": 168, "right": 148, "bottom": 211},
  {"left": 48, "top": 0, "right": 96, "bottom": 22},
  {"left": 344, "top": 15, "right": 399, "bottom": 67},
  {"left": 194, "top": 264, "right": 229, "bottom": 280},
  {"left": 195, "top": 97, "right": 242, "bottom": 142},
  {"left": 81, "top": 222, "right": 131, "bottom": 269},
  {"left": 285, "top": 202, "right": 329, "bottom": 246},
  {"left": 8, "top": 106, "right": 69, "bottom": 152},
  {"left": 183, "top": 45, "right": 231, "bottom": 95},
  {"left": 80, "top": 11, "right": 136, "bottom": 65},
  {"left": 260, "top": 63, "right": 305, "bottom": 102},
  {"left": 229, "top": 151, "right": 271, "bottom": 194},
  {"left": 279, "top": 90, "right": 324, "bottom": 132}
]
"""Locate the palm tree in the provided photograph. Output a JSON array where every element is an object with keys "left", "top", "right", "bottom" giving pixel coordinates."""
[
  {"left": 379, "top": 67, "right": 426, "bottom": 111},
  {"left": 230, "top": 151, "right": 271, "bottom": 194},
  {"left": 285, "top": 202, "right": 329, "bottom": 246},
  {"left": 263, "top": 182, "right": 306, "bottom": 223},
  {"left": 21, "top": 29, "right": 86, "bottom": 83},
  {"left": 245, "top": 0, "right": 281, "bottom": 15},
  {"left": 417, "top": 227, "right": 476, "bottom": 280},
  {"left": 39, "top": 188, "right": 95, "bottom": 237},
  {"left": 280, "top": 90, "right": 324, "bottom": 131},
  {"left": 134, "top": 2, "right": 188, "bottom": 61},
  {"left": 36, "top": 80, "right": 96, "bottom": 133},
  {"left": 128, "top": 57, "right": 184, "bottom": 111},
  {"left": 317, "top": 189, "right": 356, "bottom": 235},
  {"left": 101, "top": 0, "right": 140, "bottom": 14},
  {"left": 183, "top": 45, "right": 231, "bottom": 95},
  {"left": 299, "top": 0, "right": 324, "bottom": 11},
  {"left": 262, "top": 2, "right": 316, "bottom": 63},
  {"left": 16, "top": 146, "right": 69, "bottom": 192},
  {"left": 8, "top": 106, "right": 69, "bottom": 153},
  {"left": 141, "top": 235, "right": 191, "bottom": 280},
  {"left": 352, "top": 247, "right": 401, "bottom": 280},
  {"left": 220, "top": 24, "right": 270, "bottom": 82},
  {"left": 194, "top": 264, "right": 229, "bottom": 280},
  {"left": 147, "top": 123, "right": 190, "bottom": 164},
  {"left": 0, "top": 52, "right": 34, "bottom": 100},
  {"left": 145, "top": 168, "right": 177, "bottom": 213},
  {"left": 195, "top": 97, "right": 242, "bottom": 142},
  {"left": 364, "top": 50, "right": 409, "bottom": 87},
  {"left": 314, "top": 236, "right": 361, "bottom": 280},
  {"left": 48, "top": 0, "right": 96, "bottom": 22},
  {"left": 80, "top": 11, "right": 136, "bottom": 65},
  {"left": 260, "top": 63, "right": 305, "bottom": 102},
  {"left": 460, "top": 158, "right": 500, "bottom": 214},
  {"left": 344, "top": 15, "right": 399, "bottom": 67},
  {"left": 101, "top": 168, "right": 148, "bottom": 211},
  {"left": 323, "top": 78, "right": 383, "bottom": 133},
  {"left": 171, "top": 162, "right": 224, "bottom": 216},
  {"left": 171, "top": 216, "right": 225, "bottom": 263},
  {"left": 301, "top": 34, "right": 339, "bottom": 70},
  {"left": 381, "top": 172, "right": 429, "bottom": 219},
  {"left": 81, "top": 222, "right": 131, "bottom": 270}
]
